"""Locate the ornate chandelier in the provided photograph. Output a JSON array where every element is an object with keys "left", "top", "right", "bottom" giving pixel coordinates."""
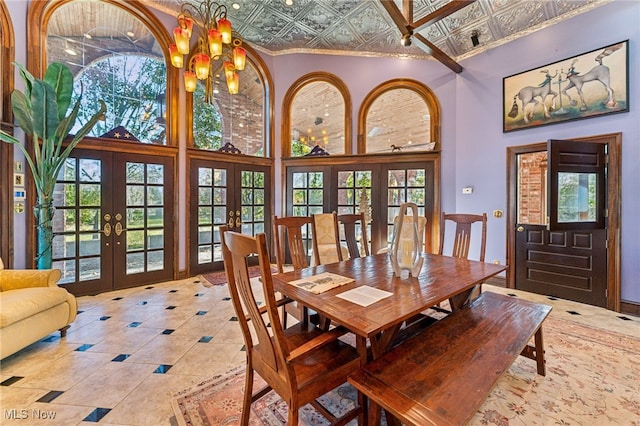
[{"left": 169, "top": 0, "right": 246, "bottom": 104}]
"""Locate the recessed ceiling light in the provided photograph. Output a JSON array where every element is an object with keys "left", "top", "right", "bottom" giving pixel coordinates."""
[
  {"left": 65, "top": 48, "right": 77, "bottom": 56},
  {"left": 285, "top": 0, "right": 293, "bottom": 5},
  {"left": 126, "top": 31, "right": 135, "bottom": 38},
  {"left": 84, "top": 33, "right": 92, "bottom": 39},
  {"left": 232, "top": 3, "right": 240, "bottom": 9}
]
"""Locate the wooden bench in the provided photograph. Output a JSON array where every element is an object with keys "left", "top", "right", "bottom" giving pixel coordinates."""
[{"left": 348, "top": 291, "right": 552, "bottom": 426}]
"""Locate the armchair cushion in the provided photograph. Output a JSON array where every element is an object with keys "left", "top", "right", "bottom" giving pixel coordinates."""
[{"left": 0, "top": 287, "right": 71, "bottom": 328}]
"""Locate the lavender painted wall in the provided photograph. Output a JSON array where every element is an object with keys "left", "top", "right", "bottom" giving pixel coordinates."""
[
  {"left": 455, "top": 0, "right": 639, "bottom": 302},
  {"left": 268, "top": 1, "right": 639, "bottom": 303}
]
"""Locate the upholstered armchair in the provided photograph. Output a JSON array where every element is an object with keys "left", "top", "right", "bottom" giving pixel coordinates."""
[{"left": 0, "top": 258, "right": 77, "bottom": 359}]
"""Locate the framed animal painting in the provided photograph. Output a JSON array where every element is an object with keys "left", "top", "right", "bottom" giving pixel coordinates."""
[{"left": 503, "top": 40, "right": 628, "bottom": 132}]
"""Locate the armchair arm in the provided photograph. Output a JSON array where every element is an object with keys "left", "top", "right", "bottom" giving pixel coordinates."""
[
  {"left": 286, "top": 325, "right": 350, "bottom": 361},
  {"left": 0, "top": 268, "right": 62, "bottom": 291}
]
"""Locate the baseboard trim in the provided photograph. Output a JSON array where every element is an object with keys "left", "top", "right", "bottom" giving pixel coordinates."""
[
  {"left": 621, "top": 300, "right": 640, "bottom": 317},
  {"left": 486, "top": 276, "right": 638, "bottom": 317}
]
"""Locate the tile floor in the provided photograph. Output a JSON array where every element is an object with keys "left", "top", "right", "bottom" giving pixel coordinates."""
[{"left": 1, "top": 277, "right": 638, "bottom": 425}]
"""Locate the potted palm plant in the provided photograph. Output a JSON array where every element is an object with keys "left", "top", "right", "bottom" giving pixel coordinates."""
[{"left": 0, "top": 62, "right": 106, "bottom": 269}]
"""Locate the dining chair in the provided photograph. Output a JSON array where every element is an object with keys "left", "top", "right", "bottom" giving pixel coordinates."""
[
  {"left": 273, "top": 215, "right": 319, "bottom": 274},
  {"left": 220, "top": 226, "right": 363, "bottom": 426},
  {"left": 337, "top": 213, "right": 370, "bottom": 258},
  {"left": 438, "top": 212, "right": 487, "bottom": 262},
  {"left": 273, "top": 215, "right": 326, "bottom": 328},
  {"left": 438, "top": 211, "right": 488, "bottom": 301},
  {"left": 312, "top": 212, "right": 347, "bottom": 264}
]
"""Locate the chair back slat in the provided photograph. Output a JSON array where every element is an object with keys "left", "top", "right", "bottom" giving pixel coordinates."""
[{"left": 338, "top": 213, "right": 370, "bottom": 258}]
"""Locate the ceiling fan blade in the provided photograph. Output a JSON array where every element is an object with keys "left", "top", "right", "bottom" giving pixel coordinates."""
[
  {"left": 412, "top": 0, "right": 477, "bottom": 33},
  {"left": 380, "top": 0, "right": 411, "bottom": 36},
  {"left": 413, "top": 32, "right": 463, "bottom": 73}
]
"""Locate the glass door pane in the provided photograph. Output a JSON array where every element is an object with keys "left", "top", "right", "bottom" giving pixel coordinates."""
[{"left": 52, "top": 150, "right": 113, "bottom": 295}]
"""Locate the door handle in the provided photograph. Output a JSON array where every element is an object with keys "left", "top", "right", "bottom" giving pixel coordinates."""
[
  {"left": 516, "top": 226, "right": 525, "bottom": 232},
  {"left": 103, "top": 222, "right": 112, "bottom": 237},
  {"left": 115, "top": 222, "right": 126, "bottom": 236}
]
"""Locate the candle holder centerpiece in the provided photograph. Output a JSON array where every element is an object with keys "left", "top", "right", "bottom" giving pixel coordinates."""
[{"left": 389, "top": 202, "right": 424, "bottom": 278}]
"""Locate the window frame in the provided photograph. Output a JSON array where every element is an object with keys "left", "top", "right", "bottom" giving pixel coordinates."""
[
  {"left": 358, "top": 78, "right": 441, "bottom": 154},
  {"left": 282, "top": 71, "right": 352, "bottom": 158}
]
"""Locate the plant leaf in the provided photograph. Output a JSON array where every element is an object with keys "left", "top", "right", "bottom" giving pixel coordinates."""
[
  {"left": 44, "top": 62, "right": 73, "bottom": 120},
  {"left": 53, "top": 100, "right": 107, "bottom": 181},
  {"left": 31, "top": 80, "right": 60, "bottom": 141},
  {"left": 14, "top": 62, "right": 34, "bottom": 102},
  {"left": 11, "top": 91, "right": 34, "bottom": 137}
]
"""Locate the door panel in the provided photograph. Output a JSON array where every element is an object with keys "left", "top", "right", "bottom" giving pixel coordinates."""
[
  {"left": 189, "top": 158, "right": 271, "bottom": 275},
  {"left": 515, "top": 141, "right": 607, "bottom": 307},
  {"left": 53, "top": 149, "right": 175, "bottom": 296},
  {"left": 113, "top": 155, "right": 175, "bottom": 289}
]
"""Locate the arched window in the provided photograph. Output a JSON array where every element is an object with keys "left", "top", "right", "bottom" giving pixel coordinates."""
[
  {"left": 358, "top": 79, "right": 440, "bottom": 154},
  {"left": 191, "top": 54, "right": 269, "bottom": 156},
  {"left": 35, "top": 0, "right": 175, "bottom": 145},
  {"left": 282, "top": 72, "right": 351, "bottom": 157}
]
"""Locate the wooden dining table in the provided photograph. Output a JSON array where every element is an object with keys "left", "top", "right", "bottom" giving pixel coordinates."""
[{"left": 272, "top": 252, "right": 508, "bottom": 365}]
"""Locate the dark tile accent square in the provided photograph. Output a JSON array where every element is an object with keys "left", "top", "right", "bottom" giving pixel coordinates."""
[
  {"left": 153, "top": 364, "right": 172, "bottom": 374},
  {"left": 112, "top": 354, "right": 130, "bottom": 362},
  {"left": 230, "top": 316, "right": 238, "bottom": 321},
  {"left": 169, "top": 289, "right": 178, "bottom": 293},
  {"left": 75, "top": 344, "right": 94, "bottom": 352},
  {"left": 146, "top": 286, "right": 154, "bottom": 289},
  {"left": 1, "top": 376, "right": 24, "bottom": 386},
  {"left": 199, "top": 336, "right": 213, "bottom": 343},
  {"left": 162, "top": 329, "right": 175, "bottom": 335},
  {"left": 548, "top": 296, "right": 558, "bottom": 300},
  {"left": 41, "top": 335, "right": 59, "bottom": 342},
  {"left": 83, "top": 408, "right": 111, "bottom": 422},
  {"left": 241, "top": 345, "right": 246, "bottom": 352},
  {"left": 112, "top": 297, "right": 123, "bottom": 301},
  {"left": 193, "top": 279, "right": 201, "bottom": 284},
  {"left": 77, "top": 310, "right": 84, "bottom": 314},
  {"left": 618, "top": 316, "right": 633, "bottom": 321},
  {"left": 128, "top": 322, "right": 142, "bottom": 328},
  {"left": 222, "top": 297, "right": 231, "bottom": 301},
  {"left": 195, "top": 293, "right": 204, "bottom": 297},
  {"left": 99, "top": 316, "right": 111, "bottom": 321},
  {"left": 37, "top": 390, "right": 64, "bottom": 403},
  {"left": 138, "top": 301, "right": 148, "bottom": 305},
  {"left": 507, "top": 293, "right": 518, "bottom": 297},
  {"left": 166, "top": 306, "right": 177, "bottom": 310},
  {"left": 196, "top": 311, "right": 207, "bottom": 316},
  {"left": 567, "top": 310, "right": 581, "bottom": 315}
]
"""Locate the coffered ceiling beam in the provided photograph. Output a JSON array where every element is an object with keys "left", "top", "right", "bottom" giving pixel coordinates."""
[
  {"left": 411, "top": 0, "right": 477, "bottom": 33},
  {"left": 380, "top": 0, "right": 476, "bottom": 73}
]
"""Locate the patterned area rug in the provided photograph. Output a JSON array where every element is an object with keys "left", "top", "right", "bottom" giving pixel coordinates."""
[
  {"left": 201, "top": 266, "right": 268, "bottom": 287},
  {"left": 171, "top": 315, "right": 640, "bottom": 425}
]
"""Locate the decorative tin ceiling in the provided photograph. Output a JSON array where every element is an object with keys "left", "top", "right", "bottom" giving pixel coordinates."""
[{"left": 145, "top": 0, "right": 610, "bottom": 62}]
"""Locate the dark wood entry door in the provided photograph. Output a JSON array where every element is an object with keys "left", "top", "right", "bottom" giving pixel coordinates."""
[
  {"left": 52, "top": 149, "right": 175, "bottom": 295},
  {"left": 515, "top": 140, "right": 608, "bottom": 307},
  {"left": 189, "top": 158, "right": 271, "bottom": 275}
]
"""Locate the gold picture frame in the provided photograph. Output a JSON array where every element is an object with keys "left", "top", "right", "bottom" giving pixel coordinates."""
[{"left": 503, "top": 40, "right": 628, "bottom": 132}]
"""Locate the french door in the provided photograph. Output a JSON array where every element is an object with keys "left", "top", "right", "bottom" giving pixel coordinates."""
[
  {"left": 189, "top": 157, "right": 271, "bottom": 275},
  {"left": 52, "top": 149, "right": 175, "bottom": 295},
  {"left": 285, "top": 159, "right": 435, "bottom": 255}
]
